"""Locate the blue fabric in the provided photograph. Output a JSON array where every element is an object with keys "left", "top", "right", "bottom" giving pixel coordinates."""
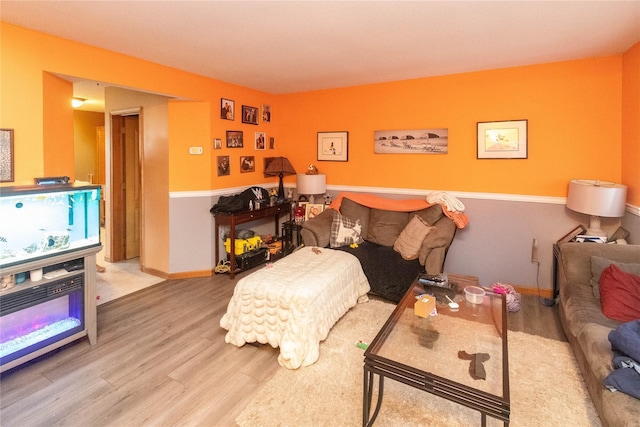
[{"left": 604, "top": 320, "right": 640, "bottom": 399}]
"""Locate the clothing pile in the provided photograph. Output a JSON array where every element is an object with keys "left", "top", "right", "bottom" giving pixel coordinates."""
[{"left": 604, "top": 319, "right": 640, "bottom": 399}]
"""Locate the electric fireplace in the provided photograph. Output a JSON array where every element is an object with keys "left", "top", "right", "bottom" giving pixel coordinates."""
[{"left": 0, "top": 274, "right": 84, "bottom": 367}]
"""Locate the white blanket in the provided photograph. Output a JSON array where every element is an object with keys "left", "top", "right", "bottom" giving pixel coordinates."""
[{"left": 220, "top": 247, "right": 370, "bottom": 369}]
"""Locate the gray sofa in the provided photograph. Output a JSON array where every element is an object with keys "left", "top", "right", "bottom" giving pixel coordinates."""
[
  {"left": 300, "top": 197, "right": 457, "bottom": 302},
  {"left": 556, "top": 242, "right": 640, "bottom": 427}
]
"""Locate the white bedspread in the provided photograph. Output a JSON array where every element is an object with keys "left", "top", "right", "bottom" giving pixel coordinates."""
[{"left": 220, "top": 247, "right": 370, "bottom": 369}]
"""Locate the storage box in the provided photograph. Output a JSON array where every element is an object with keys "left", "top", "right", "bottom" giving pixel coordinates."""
[
  {"left": 231, "top": 248, "right": 269, "bottom": 270},
  {"left": 414, "top": 294, "right": 436, "bottom": 318},
  {"left": 224, "top": 236, "right": 262, "bottom": 255}
]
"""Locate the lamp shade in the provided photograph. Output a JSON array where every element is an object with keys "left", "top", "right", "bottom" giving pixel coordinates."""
[
  {"left": 566, "top": 179, "right": 627, "bottom": 218},
  {"left": 297, "top": 174, "right": 326, "bottom": 195},
  {"left": 264, "top": 157, "right": 296, "bottom": 200}
]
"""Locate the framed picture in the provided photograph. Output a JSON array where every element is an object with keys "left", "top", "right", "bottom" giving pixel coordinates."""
[
  {"left": 217, "top": 155, "right": 230, "bottom": 177},
  {"left": 269, "top": 137, "right": 275, "bottom": 149},
  {"left": 317, "top": 131, "right": 348, "bottom": 162},
  {"left": 213, "top": 138, "right": 222, "bottom": 149},
  {"left": 255, "top": 132, "right": 266, "bottom": 150},
  {"left": 477, "top": 120, "right": 528, "bottom": 159},
  {"left": 262, "top": 104, "right": 271, "bottom": 122},
  {"left": 557, "top": 225, "right": 586, "bottom": 244},
  {"left": 242, "top": 105, "right": 259, "bottom": 125},
  {"left": 305, "top": 203, "right": 325, "bottom": 221},
  {"left": 226, "top": 130, "right": 243, "bottom": 148},
  {"left": 220, "top": 98, "right": 235, "bottom": 121},
  {"left": 240, "top": 155, "right": 255, "bottom": 173},
  {"left": 0, "top": 129, "right": 14, "bottom": 182},
  {"left": 374, "top": 129, "right": 448, "bottom": 154}
]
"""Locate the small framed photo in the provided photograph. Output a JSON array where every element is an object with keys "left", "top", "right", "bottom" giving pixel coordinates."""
[
  {"left": 240, "top": 155, "right": 255, "bottom": 173},
  {"left": 318, "top": 131, "right": 348, "bottom": 162},
  {"left": 262, "top": 104, "right": 271, "bottom": 122},
  {"left": 226, "top": 130, "right": 243, "bottom": 148},
  {"left": 0, "top": 128, "right": 14, "bottom": 182},
  {"left": 477, "top": 120, "right": 528, "bottom": 159},
  {"left": 269, "top": 137, "right": 275, "bottom": 149},
  {"left": 221, "top": 98, "right": 235, "bottom": 121},
  {"left": 305, "top": 203, "right": 325, "bottom": 221},
  {"left": 217, "top": 155, "right": 230, "bottom": 176},
  {"left": 255, "top": 132, "right": 266, "bottom": 150},
  {"left": 242, "top": 105, "right": 259, "bottom": 125},
  {"left": 213, "top": 138, "right": 222, "bottom": 149}
]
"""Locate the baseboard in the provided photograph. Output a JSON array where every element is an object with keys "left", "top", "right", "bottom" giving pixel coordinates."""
[
  {"left": 141, "top": 266, "right": 170, "bottom": 279},
  {"left": 512, "top": 285, "right": 553, "bottom": 299},
  {"left": 167, "top": 270, "right": 212, "bottom": 279}
]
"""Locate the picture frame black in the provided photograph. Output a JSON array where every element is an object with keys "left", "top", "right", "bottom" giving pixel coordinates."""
[
  {"left": 317, "top": 131, "right": 348, "bottom": 162},
  {"left": 226, "top": 130, "right": 244, "bottom": 148},
  {"left": 221, "top": 98, "right": 235, "bottom": 120},
  {"left": 242, "top": 105, "right": 259, "bottom": 125}
]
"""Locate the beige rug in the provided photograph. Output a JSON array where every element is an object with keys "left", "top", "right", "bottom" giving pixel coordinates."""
[{"left": 236, "top": 299, "right": 602, "bottom": 427}]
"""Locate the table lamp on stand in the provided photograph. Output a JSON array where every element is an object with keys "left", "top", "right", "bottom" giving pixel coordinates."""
[
  {"left": 264, "top": 157, "right": 296, "bottom": 201},
  {"left": 296, "top": 173, "right": 326, "bottom": 204},
  {"left": 566, "top": 179, "right": 627, "bottom": 238}
]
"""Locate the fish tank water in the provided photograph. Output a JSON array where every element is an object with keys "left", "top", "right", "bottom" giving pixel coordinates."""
[{"left": 0, "top": 184, "right": 101, "bottom": 269}]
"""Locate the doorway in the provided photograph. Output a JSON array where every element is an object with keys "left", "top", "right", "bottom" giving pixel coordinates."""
[{"left": 110, "top": 113, "right": 141, "bottom": 263}]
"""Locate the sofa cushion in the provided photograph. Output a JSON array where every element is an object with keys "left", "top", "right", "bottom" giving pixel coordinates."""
[
  {"left": 301, "top": 208, "right": 335, "bottom": 247},
  {"left": 591, "top": 256, "right": 640, "bottom": 298},
  {"left": 599, "top": 264, "right": 640, "bottom": 323},
  {"left": 329, "top": 211, "right": 364, "bottom": 248},
  {"left": 393, "top": 215, "right": 435, "bottom": 260},
  {"left": 412, "top": 204, "right": 444, "bottom": 225},
  {"left": 367, "top": 209, "right": 410, "bottom": 247},
  {"left": 339, "top": 198, "right": 371, "bottom": 240}
]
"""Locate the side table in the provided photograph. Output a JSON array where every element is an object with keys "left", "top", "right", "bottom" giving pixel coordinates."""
[{"left": 282, "top": 220, "right": 303, "bottom": 255}]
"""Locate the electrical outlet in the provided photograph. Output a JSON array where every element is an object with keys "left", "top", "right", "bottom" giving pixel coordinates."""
[
  {"left": 189, "top": 146, "right": 203, "bottom": 155},
  {"left": 531, "top": 238, "right": 539, "bottom": 263}
]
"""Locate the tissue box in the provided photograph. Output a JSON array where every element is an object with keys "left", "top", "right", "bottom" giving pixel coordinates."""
[{"left": 414, "top": 294, "right": 436, "bottom": 318}]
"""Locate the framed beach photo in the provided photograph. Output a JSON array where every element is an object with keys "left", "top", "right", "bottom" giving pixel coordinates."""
[
  {"left": 477, "top": 120, "right": 528, "bottom": 159},
  {"left": 242, "top": 105, "right": 259, "bottom": 125},
  {"left": 220, "top": 98, "right": 235, "bottom": 120},
  {"left": 317, "top": 131, "right": 348, "bottom": 162}
]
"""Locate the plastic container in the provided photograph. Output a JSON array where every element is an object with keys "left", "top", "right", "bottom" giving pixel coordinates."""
[{"left": 464, "top": 286, "right": 486, "bottom": 304}]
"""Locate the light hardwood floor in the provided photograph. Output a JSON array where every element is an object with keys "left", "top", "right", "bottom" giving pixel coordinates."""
[{"left": 0, "top": 273, "right": 566, "bottom": 426}]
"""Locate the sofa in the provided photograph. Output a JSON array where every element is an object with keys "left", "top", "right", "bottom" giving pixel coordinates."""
[
  {"left": 300, "top": 194, "right": 464, "bottom": 303},
  {"left": 556, "top": 242, "right": 640, "bottom": 427}
]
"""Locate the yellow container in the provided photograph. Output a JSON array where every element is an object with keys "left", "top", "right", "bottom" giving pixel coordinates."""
[
  {"left": 414, "top": 294, "right": 436, "bottom": 318},
  {"left": 224, "top": 236, "right": 262, "bottom": 255}
]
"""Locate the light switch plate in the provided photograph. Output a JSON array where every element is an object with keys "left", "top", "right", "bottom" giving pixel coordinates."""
[{"left": 189, "top": 146, "right": 203, "bottom": 155}]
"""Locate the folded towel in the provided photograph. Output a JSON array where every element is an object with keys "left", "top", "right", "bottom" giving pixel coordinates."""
[{"left": 427, "top": 191, "right": 465, "bottom": 213}]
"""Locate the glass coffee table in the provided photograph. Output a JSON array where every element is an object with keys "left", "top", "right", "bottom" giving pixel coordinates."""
[{"left": 363, "top": 276, "right": 509, "bottom": 426}]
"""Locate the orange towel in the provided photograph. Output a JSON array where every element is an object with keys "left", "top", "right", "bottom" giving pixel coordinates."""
[{"left": 329, "top": 192, "right": 469, "bottom": 229}]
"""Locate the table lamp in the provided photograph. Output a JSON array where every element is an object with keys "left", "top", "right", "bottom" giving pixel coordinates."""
[
  {"left": 296, "top": 173, "right": 326, "bottom": 204},
  {"left": 264, "top": 157, "right": 296, "bottom": 200},
  {"left": 566, "top": 179, "right": 627, "bottom": 237}
]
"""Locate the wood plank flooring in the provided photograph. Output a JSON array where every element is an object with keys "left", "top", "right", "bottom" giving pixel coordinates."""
[{"left": 0, "top": 273, "right": 566, "bottom": 426}]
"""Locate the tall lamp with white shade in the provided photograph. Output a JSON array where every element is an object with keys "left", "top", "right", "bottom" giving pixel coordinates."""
[
  {"left": 566, "top": 179, "right": 627, "bottom": 238},
  {"left": 296, "top": 174, "right": 326, "bottom": 204}
]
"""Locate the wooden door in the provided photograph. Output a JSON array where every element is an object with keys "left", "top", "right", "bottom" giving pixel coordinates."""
[{"left": 124, "top": 115, "right": 140, "bottom": 259}]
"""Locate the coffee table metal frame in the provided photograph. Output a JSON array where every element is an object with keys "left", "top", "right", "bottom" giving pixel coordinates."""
[{"left": 363, "top": 282, "right": 510, "bottom": 426}]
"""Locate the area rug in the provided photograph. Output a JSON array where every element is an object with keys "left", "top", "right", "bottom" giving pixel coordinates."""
[{"left": 236, "top": 299, "right": 602, "bottom": 427}]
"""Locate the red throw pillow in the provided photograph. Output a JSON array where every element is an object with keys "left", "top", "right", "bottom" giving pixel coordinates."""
[{"left": 599, "top": 264, "right": 640, "bottom": 323}]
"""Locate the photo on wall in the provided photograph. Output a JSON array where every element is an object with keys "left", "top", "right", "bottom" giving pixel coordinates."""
[
  {"left": 374, "top": 129, "right": 448, "bottom": 154},
  {"left": 240, "top": 156, "right": 255, "bottom": 173},
  {"left": 217, "top": 155, "right": 230, "bottom": 176}
]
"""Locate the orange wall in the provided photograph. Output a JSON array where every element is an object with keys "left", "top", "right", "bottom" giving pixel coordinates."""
[
  {"left": 1, "top": 22, "right": 636, "bottom": 204},
  {"left": 280, "top": 57, "right": 623, "bottom": 197},
  {"left": 42, "top": 73, "right": 75, "bottom": 179},
  {"left": 622, "top": 41, "right": 640, "bottom": 206}
]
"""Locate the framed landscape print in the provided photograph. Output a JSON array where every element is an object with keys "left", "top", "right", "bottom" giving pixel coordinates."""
[
  {"left": 477, "top": 119, "right": 528, "bottom": 159},
  {"left": 317, "top": 131, "right": 348, "bottom": 162},
  {"left": 374, "top": 128, "right": 448, "bottom": 154},
  {"left": 242, "top": 105, "right": 259, "bottom": 125},
  {"left": 220, "top": 98, "right": 234, "bottom": 120},
  {"left": 226, "top": 130, "right": 243, "bottom": 148}
]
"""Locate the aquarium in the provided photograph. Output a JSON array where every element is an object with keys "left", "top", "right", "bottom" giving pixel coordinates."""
[{"left": 0, "top": 184, "right": 101, "bottom": 269}]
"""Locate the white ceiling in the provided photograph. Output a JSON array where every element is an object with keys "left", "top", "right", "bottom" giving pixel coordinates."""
[{"left": 3, "top": 1, "right": 639, "bottom": 107}]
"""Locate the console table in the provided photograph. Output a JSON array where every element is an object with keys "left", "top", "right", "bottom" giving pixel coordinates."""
[{"left": 213, "top": 202, "right": 291, "bottom": 279}]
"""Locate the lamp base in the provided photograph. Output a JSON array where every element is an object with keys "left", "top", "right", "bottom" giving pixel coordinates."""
[{"left": 585, "top": 215, "right": 607, "bottom": 238}]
